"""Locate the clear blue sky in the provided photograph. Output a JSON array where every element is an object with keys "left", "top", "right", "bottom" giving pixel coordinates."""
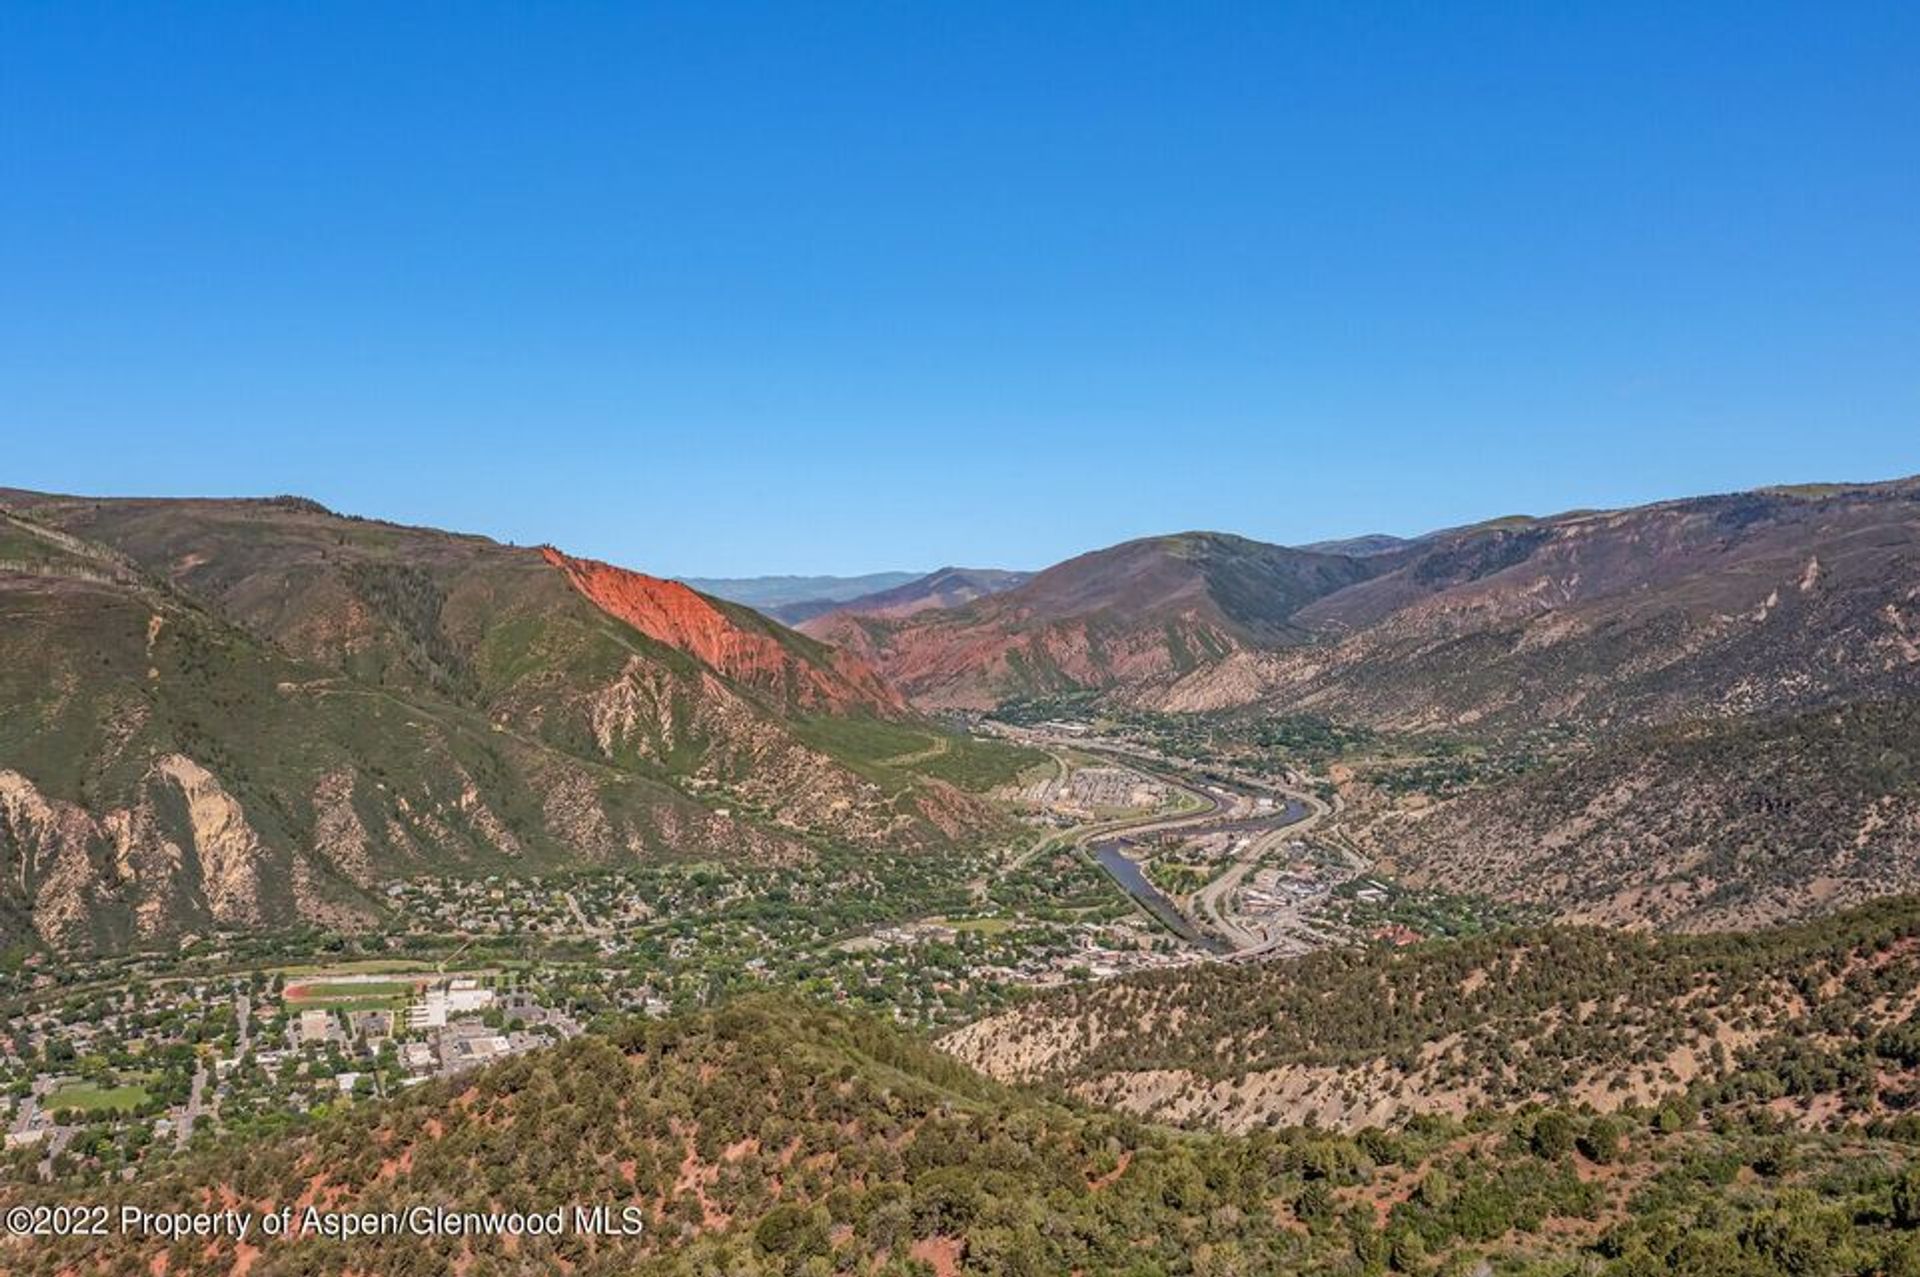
[{"left": 4, "top": 3, "right": 1916, "bottom": 576}]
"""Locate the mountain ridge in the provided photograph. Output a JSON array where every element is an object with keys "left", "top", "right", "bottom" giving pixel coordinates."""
[
  {"left": 803, "top": 476, "right": 1920, "bottom": 729},
  {"left": 681, "top": 569, "right": 923, "bottom": 610},
  {"left": 0, "top": 491, "right": 1016, "bottom": 953},
  {"left": 780, "top": 565, "right": 1031, "bottom": 626},
  {"left": 806, "top": 531, "right": 1379, "bottom": 709}
]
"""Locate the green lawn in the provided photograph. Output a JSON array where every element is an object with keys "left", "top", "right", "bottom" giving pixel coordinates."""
[
  {"left": 794, "top": 716, "right": 1045, "bottom": 791},
  {"left": 49, "top": 1082, "right": 151, "bottom": 1112},
  {"left": 284, "top": 979, "right": 417, "bottom": 1010},
  {"left": 271, "top": 959, "right": 434, "bottom": 977},
  {"left": 938, "top": 916, "right": 1015, "bottom": 935}
]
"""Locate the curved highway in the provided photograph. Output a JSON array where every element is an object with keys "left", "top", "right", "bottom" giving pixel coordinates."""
[{"left": 1008, "top": 730, "right": 1333, "bottom": 957}]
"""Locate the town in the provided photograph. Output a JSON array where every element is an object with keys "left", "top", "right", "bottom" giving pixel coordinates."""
[
  {"left": 4, "top": 966, "right": 587, "bottom": 1181},
  {"left": 0, "top": 726, "right": 1507, "bottom": 1186}
]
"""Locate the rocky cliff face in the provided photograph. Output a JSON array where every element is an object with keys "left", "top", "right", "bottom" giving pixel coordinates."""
[
  {"left": 0, "top": 759, "right": 379, "bottom": 950},
  {"left": 541, "top": 547, "right": 906, "bottom": 716}
]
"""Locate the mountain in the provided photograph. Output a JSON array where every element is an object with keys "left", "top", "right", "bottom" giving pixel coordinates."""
[
  {"left": 18, "top": 990, "right": 1920, "bottom": 1277},
  {"left": 0, "top": 492, "right": 1016, "bottom": 953},
  {"left": 780, "top": 565, "right": 1031, "bottom": 626},
  {"left": 944, "top": 894, "right": 1920, "bottom": 1135},
  {"left": 680, "top": 570, "right": 923, "bottom": 611},
  {"left": 1295, "top": 532, "right": 1410, "bottom": 556},
  {"left": 541, "top": 548, "right": 908, "bottom": 715},
  {"left": 1347, "top": 699, "right": 1920, "bottom": 933},
  {"left": 1184, "top": 478, "right": 1920, "bottom": 729},
  {"left": 806, "top": 533, "right": 1379, "bottom": 710},
  {"left": 810, "top": 480, "right": 1920, "bottom": 731}
]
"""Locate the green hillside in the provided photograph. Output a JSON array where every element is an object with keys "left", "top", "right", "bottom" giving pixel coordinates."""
[
  {"left": 947, "top": 896, "right": 1920, "bottom": 1139},
  {"left": 0, "top": 496, "right": 1025, "bottom": 954},
  {"left": 12, "top": 993, "right": 1920, "bottom": 1276}
]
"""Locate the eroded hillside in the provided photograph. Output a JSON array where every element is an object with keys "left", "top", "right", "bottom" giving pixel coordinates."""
[
  {"left": 0, "top": 494, "right": 1020, "bottom": 952},
  {"left": 818, "top": 481, "right": 1920, "bottom": 733},
  {"left": 1356, "top": 700, "right": 1920, "bottom": 931}
]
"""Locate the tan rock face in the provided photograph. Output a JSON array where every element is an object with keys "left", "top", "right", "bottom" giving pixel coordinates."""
[
  {"left": 311, "top": 770, "right": 374, "bottom": 887},
  {"left": 152, "top": 754, "right": 265, "bottom": 927},
  {"left": 1, "top": 766, "right": 218, "bottom": 947},
  {"left": 0, "top": 770, "right": 101, "bottom": 947},
  {"left": 3, "top": 758, "right": 367, "bottom": 950}
]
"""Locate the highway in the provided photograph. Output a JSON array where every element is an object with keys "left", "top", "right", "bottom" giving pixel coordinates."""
[{"left": 996, "top": 726, "right": 1337, "bottom": 958}]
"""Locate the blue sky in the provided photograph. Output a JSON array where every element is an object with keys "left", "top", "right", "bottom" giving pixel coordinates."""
[{"left": 3, "top": 3, "right": 1915, "bottom": 576}]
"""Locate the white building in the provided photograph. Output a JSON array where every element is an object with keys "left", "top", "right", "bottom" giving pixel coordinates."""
[
  {"left": 407, "top": 989, "right": 448, "bottom": 1029},
  {"left": 446, "top": 978, "right": 494, "bottom": 1013}
]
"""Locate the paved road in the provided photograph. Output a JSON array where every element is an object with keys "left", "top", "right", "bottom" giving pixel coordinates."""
[
  {"left": 998, "top": 725, "right": 1371, "bottom": 960},
  {"left": 1003, "top": 728, "right": 1326, "bottom": 954},
  {"left": 563, "top": 890, "right": 604, "bottom": 936},
  {"left": 177, "top": 1061, "right": 207, "bottom": 1149},
  {"left": 1191, "top": 789, "right": 1331, "bottom": 948},
  {"left": 10, "top": 1082, "right": 42, "bottom": 1142}
]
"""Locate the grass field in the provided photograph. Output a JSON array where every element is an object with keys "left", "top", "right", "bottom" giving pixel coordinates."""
[
  {"left": 794, "top": 716, "right": 1045, "bottom": 791},
  {"left": 48, "top": 1082, "right": 151, "bottom": 1112},
  {"left": 270, "top": 959, "right": 435, "bottom": 977},
  {"left": 937, "top": 916, "right": 1015, "bottom": 935},
  {"left": 283, "top": 979, "right": 417, "bottom": 1010}
]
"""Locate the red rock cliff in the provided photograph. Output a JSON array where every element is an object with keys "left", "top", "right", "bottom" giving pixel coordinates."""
[{"left": 541, "top": 547, "right": 906, "bottom": 716}]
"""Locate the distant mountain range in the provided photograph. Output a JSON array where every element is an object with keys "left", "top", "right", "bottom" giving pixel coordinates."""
[
  {"left": 0, "top": 491, "right": 1018, "bottom": 953},
  {"left": 809, "top": 478, "right": 1920, "bottom": 731},
  {"left": 7, "top": 475, "right": 1919, "bottom": 952},
  {"left": 694, "top": 566, "right": 1033, "bottom": 626},
  {"left": 780, "top": 565, "right": 1032, "bottom": 626},
  {"left": 806, "top": 532, "right": 1374, "bottom": 709},
  {"left": 682, "top": 570, "right": 923, "bottom": 611}
]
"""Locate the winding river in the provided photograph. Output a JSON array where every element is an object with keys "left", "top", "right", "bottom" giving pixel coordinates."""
[{"left": 1089, "top": 842, "right": 1227, "bottom": 952}]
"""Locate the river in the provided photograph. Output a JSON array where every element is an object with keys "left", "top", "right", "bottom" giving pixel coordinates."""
[{"left": 1089, "top": 842, "right": 1229, "bottom": 953}]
